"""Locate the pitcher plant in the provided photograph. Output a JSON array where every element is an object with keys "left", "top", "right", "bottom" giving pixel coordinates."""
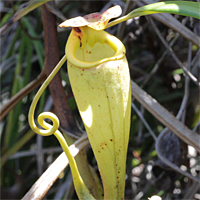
[{"left": 28, "top": 1, "right": 200, "bottom": 199}]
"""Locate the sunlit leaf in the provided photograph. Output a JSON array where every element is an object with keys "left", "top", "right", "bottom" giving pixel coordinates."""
[{"left": 106, "top": 1, "right": 200, "bottom": 29}]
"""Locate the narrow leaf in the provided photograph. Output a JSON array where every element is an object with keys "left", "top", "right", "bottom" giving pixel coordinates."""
[
  {"left": 13, "top": 0, "right": 51, "bottom": 22},
  {"left": 0, "top": 0, "right": 51, "bottom": 34},
  {"left": 106, "top": 1, "right": 200, "bottom": 29}
]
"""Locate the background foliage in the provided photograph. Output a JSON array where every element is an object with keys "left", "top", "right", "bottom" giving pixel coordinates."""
[{"left": 0, "top": 0, "right": 199, "bottom": 199}]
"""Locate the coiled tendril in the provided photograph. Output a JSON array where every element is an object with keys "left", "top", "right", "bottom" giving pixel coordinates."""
[
  {"left": 28, "top": 55, "right": 67, "bottom": 137},
  {"left": 28, "top": 55, "right": 95, "bottom": 200}
]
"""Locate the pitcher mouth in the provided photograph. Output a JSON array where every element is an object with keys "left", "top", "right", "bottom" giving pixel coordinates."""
[{"left": 65, "top": 26, "right": 126, "bottom": 68}]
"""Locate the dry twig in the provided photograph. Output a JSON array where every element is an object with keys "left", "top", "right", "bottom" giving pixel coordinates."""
[
  {"left": 148, "top": 17, "right": 200, "bottom": 87},
  {"left": 131, "top": 80, "right": 200, "bottom": 152},
  {"left": 135, "top": 0, "right": 200, "bottom": 47}
]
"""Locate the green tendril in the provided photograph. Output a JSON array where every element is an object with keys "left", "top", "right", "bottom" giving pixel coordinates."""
[
  {"left": 28, "top": 55, "right": 67, "bottom": 135},
  {"left": 28, "top": 55, "right": 95, "bottom": 200}
]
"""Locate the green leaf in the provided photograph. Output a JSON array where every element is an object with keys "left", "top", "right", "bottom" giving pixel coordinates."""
[
  {"left": 172, "top": 69, "right": 184, "bottom": 75},
  {"left": 0, "top": 0, "right": 51, "bottom": 34},
  {"left": 13, "top": 0, "right": 51, "bottom": 23},
  {"left": 22, "top": 17, "right": 44, "bottom": 69},
  {"left": 4, "top": 31, "right": 26, "bottom": 148},
  {"left": 128, "top": 1, "right": 200, "bottom": 19},
  {"left": 106, "top": 1, "right": 200, "bottom": 28}
]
